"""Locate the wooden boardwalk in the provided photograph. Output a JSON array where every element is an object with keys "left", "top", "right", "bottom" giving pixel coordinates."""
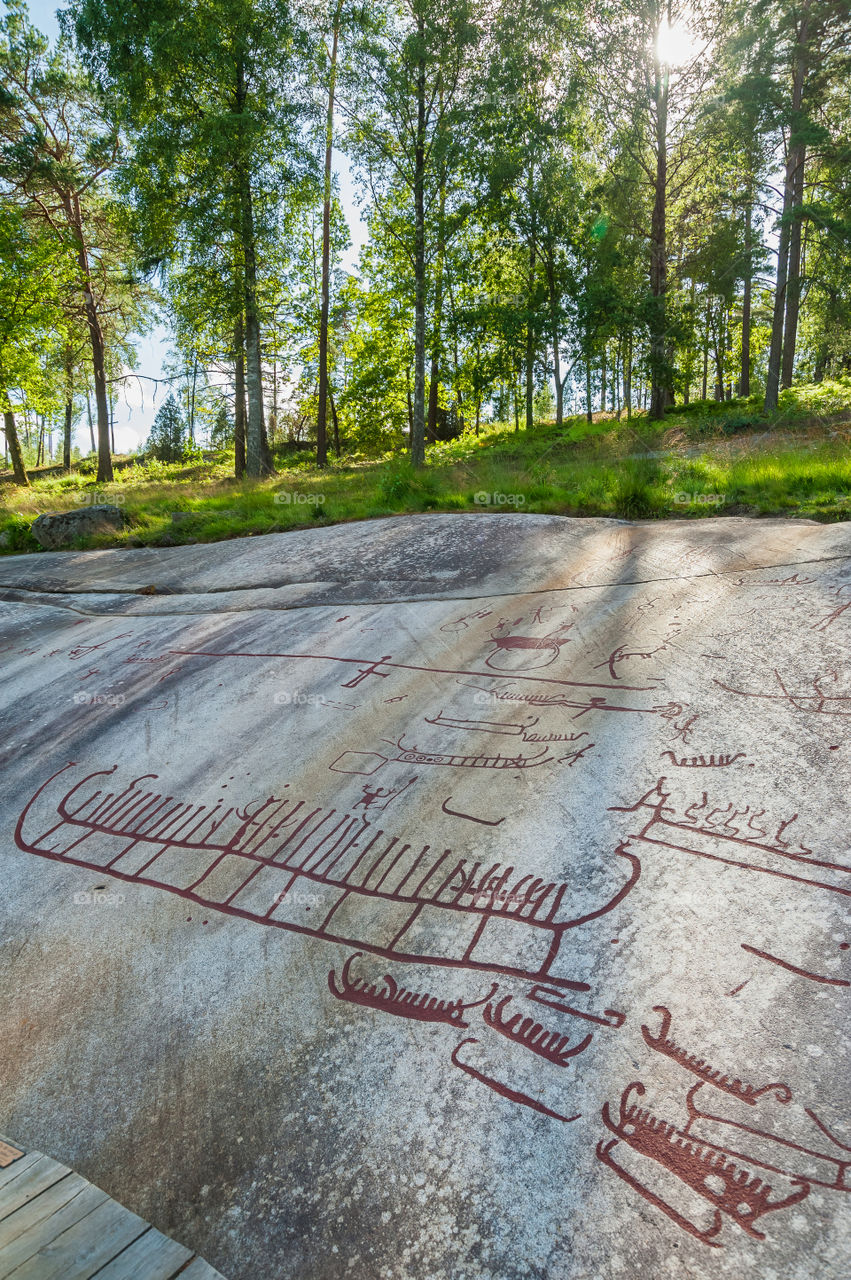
[{"left": 0, "top": 1139, "right": 225, "bottom": 1280}]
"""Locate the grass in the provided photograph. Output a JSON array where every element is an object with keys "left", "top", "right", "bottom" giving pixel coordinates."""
[{"left": 2, "top": 377, "right": 850, "bottom": 555}]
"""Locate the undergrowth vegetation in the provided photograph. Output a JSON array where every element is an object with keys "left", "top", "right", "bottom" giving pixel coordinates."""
[{"left": 2, "top": 380, "right": 850, "bottom": 554}]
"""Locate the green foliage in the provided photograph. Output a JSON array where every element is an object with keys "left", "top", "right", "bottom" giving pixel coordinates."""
[
  {"left": 0, "top": 0, "right": 848, "bottom": 482},
  {"left": 143, "top": 394, "right": 189, "bottom": 461},
  {"left": 377, "top": 461, "right": 438, "bottom": 507},
  {"left": 4, "top": 381, "right": 849, "bottom": 554},
  {"left": 209, "top": 404, "right": 235, "bottom": 449},
  {"left": 612, "top": 458, "right": 665, "bottom": 519},
  {"left": 0, "top": 513, "right": 39, "bottom": 551}
]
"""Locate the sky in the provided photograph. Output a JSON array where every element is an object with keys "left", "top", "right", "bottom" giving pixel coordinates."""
[{"left": 26, "top": 0, "right": 368, "bottom": 455}]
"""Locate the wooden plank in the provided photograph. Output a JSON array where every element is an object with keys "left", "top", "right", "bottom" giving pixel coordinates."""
[
  {"left": 0, "top": 1152, "right": 43, "bottom": 1195},
  {"left": 0, "top": 1156, "right": 71, "bottom": 1225},
  {"left": 0, "top": 1144, "right": 23, "bottom": 1170},
  {"left": 0, "top": 1145, "right": 227, "bottom": 1280},
  {"left": 176, "top": 1258, "right": 228, "bottom": 1280},
  {"left": 89, "top": 1225, "right": 193, "bottom": 1279},
  {"left": 0, "top": 1182, "right": 108, "bottom": 1279},
  {"left": 0, "top": 1172, "right": 90, "bottom": 1252},
  {"left": 8, "top": 1194, "right": 148, "bottom": 1280}
]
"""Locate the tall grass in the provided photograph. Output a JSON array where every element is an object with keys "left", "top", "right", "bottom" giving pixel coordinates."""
[{"left": 2, "top": 381, "right": 849, "bottom": 554}]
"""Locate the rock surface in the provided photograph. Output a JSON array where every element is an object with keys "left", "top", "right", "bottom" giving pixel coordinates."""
[
  {"left": 29, "top": 503, "right": 126, "bottom": 550},
  {"left": 0, "top": 513, "right": 849, "bottom": 1280}
]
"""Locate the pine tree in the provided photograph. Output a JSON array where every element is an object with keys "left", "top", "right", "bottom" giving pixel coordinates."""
[
  {"left": 145, "top": 394, "right": 187, "bottom": 461},
  {"left": 210, "top": 404, "right": 236, "bottom": 450}
]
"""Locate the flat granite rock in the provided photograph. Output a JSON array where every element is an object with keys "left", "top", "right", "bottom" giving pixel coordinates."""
[{"left": 0, "top": 513, "right": 849, "bottom": 1280}]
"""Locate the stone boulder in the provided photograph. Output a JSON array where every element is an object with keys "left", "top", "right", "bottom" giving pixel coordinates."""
[{"left": 30, "top": 503, "right": 125, "bottom": 550}]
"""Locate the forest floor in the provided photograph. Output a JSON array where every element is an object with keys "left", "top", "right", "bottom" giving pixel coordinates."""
[{"left": 2, "top": 378, "right": 850, "bottom": 555}]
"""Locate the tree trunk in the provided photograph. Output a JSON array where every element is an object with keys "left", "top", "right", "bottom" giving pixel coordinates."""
[
  {"left": 740, "top": 203, "right": 753, "bottom": 397},
  {"left": 261, "top": 415, "right": 274, "bottom": 473},
  {"left": 714, "top": 306, "right": 724, "bottom": 401},
  {"left": 316, "top": 0, "right": 343, "bottom": 467},
  {"left": 189, "top": 353, "right": 198, "bottom": 443},
  {"left": 781, "top": 148, "right": 806, "bottom": 389},
  {"left": 615, "top": 336, "right": 622, "bottom": 417},
  {"left": 329, "top": 388, "right": 341, "bottom": 457},
  {"left": 525, "top": 171, "right": 537, "bottom": 432},
  {"left": 63, "top": 400, "right": 72, "bottom": 471},
  {"left": 63, "top": 346, "right": 73, "bottom": 471},
  {"left": 86, "top": 392, "right": 95, "bottom": 454},
  {"left": 2, "top": 406, "right": 29, "bottom": 485},
  {"left": 426, "top": 165, "right": 447, "bottom": 445},
  {"left": 553, "top": 351, "right": 563, "bottom": 426},
  {"left": 648, "top": 51, "right": 669, "bottom": 420},
  {"left": 236, "top": 55, "right": 268, "bottom": 478},
  {"left": 411, "top": 17, "right": 427, "bottom": 467},
  {"left": 542, "top": 240, "right": 564, "bottom": 426},
  {"left": 585, "top": 360, "right": 593, "bottom": 424},
  {"left": 242, "top": 184, "right": 266, "bottom": 477},
  {"left": 80, "top": 276, "right": 110, "bottom": 475},
  {"left": 600, "top": 346, "right": 607, "bottom": 415},
  {"left": 65, "top": 194, "right": 112, "bottom": 482},
  {"left": 765, "top": 14, "right": 809, "bottom": 412},
  {"left": 234, "top": 313, "right": 247, "bottom": 478}
]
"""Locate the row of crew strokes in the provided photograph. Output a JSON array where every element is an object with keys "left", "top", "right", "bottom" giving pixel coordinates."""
[
  {"left": 14, "top": 762, "right": 642, "bottom": 989},
  {"left": 328, "top": 953, "right": 850, "bottom": 1250}
]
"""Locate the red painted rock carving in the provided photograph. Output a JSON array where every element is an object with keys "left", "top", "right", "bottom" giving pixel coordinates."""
[
  {"left": 685, "top": 1082, "right": 851, "bottom": 1195},
  {"left": 450, "top": 1038, "right": 580, "bottom": 1123},
  {"left": 328, "top": 952, "right": 498, "bottom": 1027},
  {"left": 15, "top": 763, "right": 639, "bottom": 989},
  {"left": 526, "top": 985, "right": 626, "bottom": 1029},
  {"left": 440, "top": 798, "right": 505, "bottom": 827},
  {"left": 484, "top": 623, "right": 575, "bottom": 672},
  {"left": 597, "top": 1082, "right": 809, "bottom": 1247},
  {"left": 715, "top": 668, "right": 851, "bottom": 716},
  {"left": 482, "top": 994, "right": 592, "bottom": 1066},
  {"left": 641, "top": 1007, "right": 792, "bottom": 1103},
  {"left": 611, "top": 777, "right": 851, "bottom": 898},
  {"left": 660, "top": 751, "right": 747, "bottom": 768},
  {"left": 740, "top": 943, "right": 850, "bottom": 987}
]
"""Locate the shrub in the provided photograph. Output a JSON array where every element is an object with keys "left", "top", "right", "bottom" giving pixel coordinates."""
[{"left": 0, "top": 515, "right": 38, "bottom": 552}]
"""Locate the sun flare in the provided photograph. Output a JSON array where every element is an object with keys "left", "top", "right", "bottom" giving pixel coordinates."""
[{"left": 656, "top": 18, "right": 698, "bottom": 66}]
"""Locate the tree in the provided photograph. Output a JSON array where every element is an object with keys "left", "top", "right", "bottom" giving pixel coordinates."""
[
  {"left": 741, "top": 0, "right": 851, "bottom": 410},
  {"left": 315, "top": 0, "right": 345, "bottom": 466},
  {"left": 0, "top": 198, "right": 76, "bottom": 483},
  {"left": 0, "top": 2, "right": 132, "bottom": 480},
  {"left": 346, "top": 0, "right": 482, "bottom": 464},
  {"left": 585, "top": 1, "right": 721, "bottom": 418},
  {"left": 73, "top": 0, "right": 315, "bottom": 477},
  {"left": 210, "top": 403, "right": 235, "bottom": 449},
  {"left": 144, "top": 393, "right": 187, "bottom": 461}
]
